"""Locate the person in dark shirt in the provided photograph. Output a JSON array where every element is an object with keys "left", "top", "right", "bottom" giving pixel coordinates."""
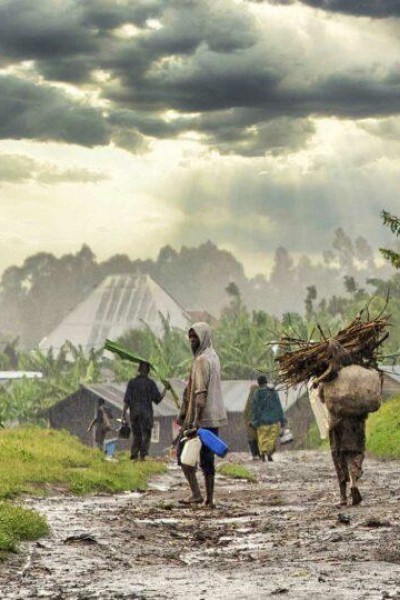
[{"left": 121, "top": 361, "right": 169, "bottom": 461}]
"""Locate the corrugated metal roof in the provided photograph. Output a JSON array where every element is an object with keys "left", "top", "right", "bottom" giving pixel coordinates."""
[
  {"left": 82, "top": 378, "right": 305, "bottom": 416},
  {"left": 0, "top": 371, "right": 43, "bottom": 380},
  {"left": 380, "top": 365, "right": 400, "bottom": 385},
  {"left": 39, "top": 274, "right": 190, "bottom": 354}
]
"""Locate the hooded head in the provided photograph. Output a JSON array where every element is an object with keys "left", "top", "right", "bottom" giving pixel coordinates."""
[{"left": 188, "top": 322, "right": 212, "bottom": 356}]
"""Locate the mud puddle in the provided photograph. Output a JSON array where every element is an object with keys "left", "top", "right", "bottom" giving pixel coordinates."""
[{"left": 0, "top": 451, "right": 400, "bottom": 599}]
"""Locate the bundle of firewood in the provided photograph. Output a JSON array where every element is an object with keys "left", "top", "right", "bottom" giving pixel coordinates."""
[{"left": 275, "top": 312, "right": 390, "bottom": 387}]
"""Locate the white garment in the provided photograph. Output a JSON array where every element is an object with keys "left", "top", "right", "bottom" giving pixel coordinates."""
[{"left": 308, "top": 378, "right": 329, "bottom": 440}]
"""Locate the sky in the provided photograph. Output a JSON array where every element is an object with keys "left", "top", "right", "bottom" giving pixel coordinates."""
[{"left": 1, "top": 0, "right": 400, "bottom": 278}]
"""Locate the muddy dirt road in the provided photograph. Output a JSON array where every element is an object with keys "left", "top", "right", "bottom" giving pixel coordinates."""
[{"left": 1, "top": 450, "right": 400, "bottom": 599}]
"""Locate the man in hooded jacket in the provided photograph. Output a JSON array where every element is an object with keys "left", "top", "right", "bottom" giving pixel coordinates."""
[{"left": 177, "top": 322, "right": 228, "bottom": 508}]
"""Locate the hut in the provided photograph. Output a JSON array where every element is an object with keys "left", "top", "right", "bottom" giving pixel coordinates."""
[{"left": 48, "top": 379, "right": 304, "bottom": 455}]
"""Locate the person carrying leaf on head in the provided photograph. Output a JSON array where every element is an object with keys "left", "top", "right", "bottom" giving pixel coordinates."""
[{"left": 121, "top": 361, "right": 169, "bottom": 461}]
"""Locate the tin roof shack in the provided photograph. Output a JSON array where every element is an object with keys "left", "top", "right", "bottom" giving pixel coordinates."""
[
  {"left": 48, "top": 381, "right": 182, "bottom": 456},
  {"left": 49, "top": 380, "right": 301, "bottom": 455}
]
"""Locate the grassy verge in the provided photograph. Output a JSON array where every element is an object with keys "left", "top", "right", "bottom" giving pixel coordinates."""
[
  {"left": 306, "top": 395, "right": 400, "bottom": 459},
  {"left": 218, "top": 463, "right": 258, "bottom": 483},
  {"left": 367, "top": 395, "right": 400, "bottom": 459},
  {"left": 0, "top": 426, "right": 166, "bottom": 499},
  {"left": 0, "top": 426, "right": 167, "bottom": 554}
]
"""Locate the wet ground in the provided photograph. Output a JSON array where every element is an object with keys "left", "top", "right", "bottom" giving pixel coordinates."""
[{"left": 1, "top": 450, "right": 400, "bottom": 599}]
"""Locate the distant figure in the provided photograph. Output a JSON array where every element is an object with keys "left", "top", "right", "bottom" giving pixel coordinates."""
[
  {"left": 243, "top": 384, "right": 260, "bottom": 460},
  {"left": 87, "top": 398, "right": 112, "bottom": 451},
  {"left": 251, "top": 375, "right": 286, "bottom": 462},
  {"left": 177, "top": 322, "right": 228, "bottom": 508},
  {"left": 122, "top": 361, "right": 169, "bottom": 461}
]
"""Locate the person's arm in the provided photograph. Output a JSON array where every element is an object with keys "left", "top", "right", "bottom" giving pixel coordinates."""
[
  {"left": 192, "top": 356, "right": 210, "bottom": 429},
  {"left": 274, "top": 390, "right": 286, "bottom": 428},
  {"left": 87, "top": 416, "right": 96, "bottom": 433},
  {"left": 151, "top": 380, "right": 164, "bottom": 405},
  {"left": 177, "top": 387, "right": 188, "bottom": 426}
]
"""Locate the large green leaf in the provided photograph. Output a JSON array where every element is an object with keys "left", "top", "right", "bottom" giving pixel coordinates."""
[{"left": 104, "top": 339, "right": 181, "bottom": 408}]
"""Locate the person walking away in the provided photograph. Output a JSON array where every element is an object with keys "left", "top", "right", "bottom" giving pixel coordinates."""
[
  {"left": 122, "top": 361, "right": 169, "bottom": 461},
  {"left": 177, "top": 322, "right": 228, "bottom": 508},
  {"left": 243, "top": 383, "right": 260, "bottom": 459},
  {"left": 251, "top": 375, "right": 285, "bottom": 462},
  {"left": 87, "top": 398, "right": 112, "bottom": 451},
  {"left": 315, "top": 340, "right": 368, "bottom": 507}
]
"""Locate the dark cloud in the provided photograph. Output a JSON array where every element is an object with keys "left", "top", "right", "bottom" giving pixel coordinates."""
[
  {"left": 262, "top": 1, "right": 400, "bottom": 18},
  {"left": 0, "top": 0, "right": 399, "bottom": 156},
  {"left": 0, "top": 75, "right": 109, "bottom": 146},
  {"left": 298, "top": 1, "right": 400, "bottom": 18}
]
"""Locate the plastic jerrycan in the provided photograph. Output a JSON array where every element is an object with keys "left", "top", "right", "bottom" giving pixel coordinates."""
[
  {"left": 180, "top": 436, "right": 202, "bottom": 467},
  {"left": 197, "top": 428, "right": 229, "bottom": 458}
]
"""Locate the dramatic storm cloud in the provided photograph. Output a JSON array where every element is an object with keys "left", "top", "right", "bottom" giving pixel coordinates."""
[{"left": 0, "top": 0, "right": 399, "bottom": 278}]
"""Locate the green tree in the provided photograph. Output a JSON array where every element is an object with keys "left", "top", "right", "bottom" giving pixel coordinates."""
[{"left": 380, "top": 210, "right": 400, "bottom": 269}]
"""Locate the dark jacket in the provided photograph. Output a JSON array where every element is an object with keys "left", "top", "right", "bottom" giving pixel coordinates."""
[
  {"left": 123, "top": 375, "right": 162, "bottom": 426},
  {"left": 251, "top": 386, "right": 285, "bottom": 428}
]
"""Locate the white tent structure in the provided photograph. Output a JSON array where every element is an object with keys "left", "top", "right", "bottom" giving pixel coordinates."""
[{"left": 39, "top": 274, "right": 190, "bottom": 354}]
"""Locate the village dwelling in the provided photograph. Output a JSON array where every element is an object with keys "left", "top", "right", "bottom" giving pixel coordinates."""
[
  {"left": 39, "top": 273, "right": 190, "bottom": 355},
  {"left": 47, "top": 368, "right": 400, "bottom": 456},
  {"left": 48, "top": 379, "right": 310, "bottom": 456}
]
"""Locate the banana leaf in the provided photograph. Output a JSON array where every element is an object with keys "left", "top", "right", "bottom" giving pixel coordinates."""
[{"left": 104, "top": 339, "right": 181, "bottom": 408}]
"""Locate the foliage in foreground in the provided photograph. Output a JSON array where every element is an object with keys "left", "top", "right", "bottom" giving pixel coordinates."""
[
  {"left": 0, "top": 502, "right": 49, "bottom": 555},
  {"left": 217, "top": 463, "right": 257, "bottom": 483},
  {"left": 0, "top": 426, "right": 166, "bottom": 499}
]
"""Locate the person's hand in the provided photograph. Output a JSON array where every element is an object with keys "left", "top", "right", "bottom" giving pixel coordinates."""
[{"left": 86, "top": 427, "right": 91, "bottom": 433}]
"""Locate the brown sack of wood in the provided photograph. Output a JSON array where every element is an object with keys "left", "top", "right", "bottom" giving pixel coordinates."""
[{"left": 321, "top": 365, "right": 382, "bottom": 417}]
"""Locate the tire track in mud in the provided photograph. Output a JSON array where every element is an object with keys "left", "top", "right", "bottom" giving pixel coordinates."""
[{"left": 0, "top": 451, "right": 400, "bottom": 599}]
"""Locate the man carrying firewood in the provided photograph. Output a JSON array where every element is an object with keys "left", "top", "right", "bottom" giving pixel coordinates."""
[{"left": 315, "top": 340, "right": 379, "bottom": 507}]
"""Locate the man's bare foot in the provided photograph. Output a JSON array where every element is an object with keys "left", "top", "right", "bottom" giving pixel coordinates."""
[
  {"left": 350, "top": 487, "right": 362, "bottom": 506},
  {"left": 178, "top": 496, "right": 203, "bottom": 505}
]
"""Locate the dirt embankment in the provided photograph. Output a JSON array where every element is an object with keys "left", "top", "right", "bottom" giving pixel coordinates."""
[{"left": 1, "top": 451, "right": 400, "bottom": 599}]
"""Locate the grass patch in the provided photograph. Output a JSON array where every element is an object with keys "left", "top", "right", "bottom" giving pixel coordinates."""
[
  {"left": 0, "top": 502, "right": 49, "bottom": 555},
  {"left": 367, "top": 395, "right": 400, "bottom": 459},
  {"left": 218, "top": 463, "right": 257, "bottom": 483},
  {"left": 0, "top": 426, "right": 168, "bottom": 556},
  {"left": 0, "top": 426, "right": 167, "bottom": 499}
]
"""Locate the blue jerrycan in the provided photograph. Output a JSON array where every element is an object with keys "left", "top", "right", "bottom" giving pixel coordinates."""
[{"left": 197, "top": 428, "right": 229, "bottom": 457}]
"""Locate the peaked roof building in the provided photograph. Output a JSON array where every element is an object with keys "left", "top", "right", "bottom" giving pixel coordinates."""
[{"left": 39, "top": 273, "right": 190, "bottom": 353}]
